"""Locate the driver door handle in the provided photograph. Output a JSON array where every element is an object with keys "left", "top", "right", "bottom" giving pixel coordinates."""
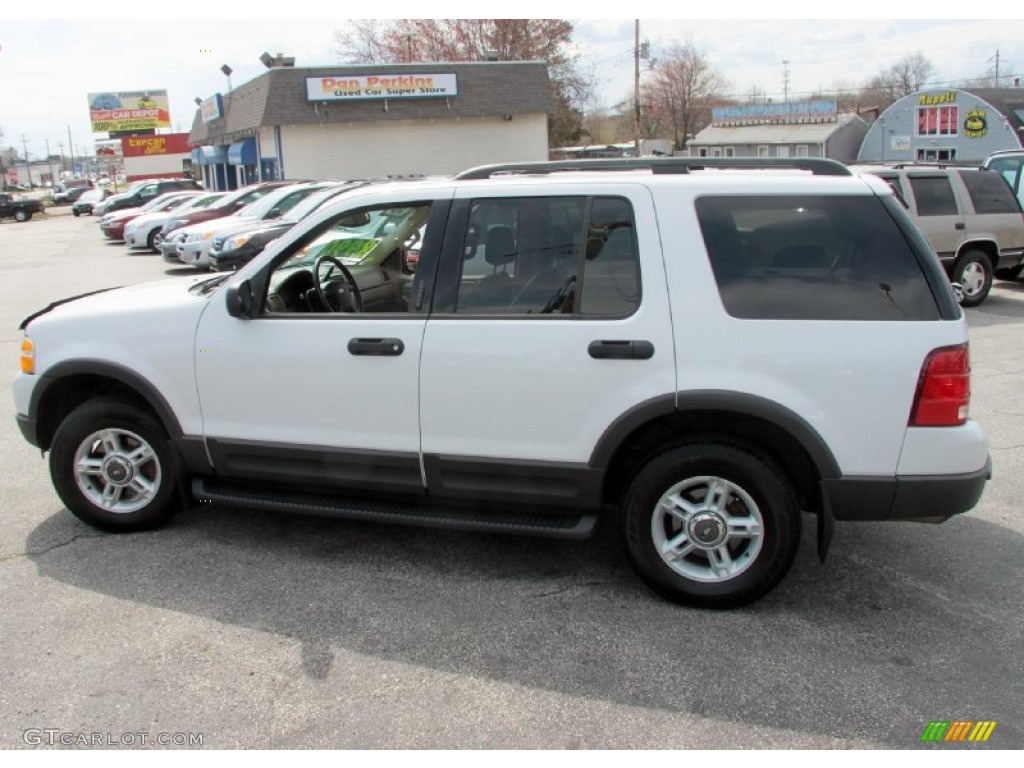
[{"left": 348, "top": 338, "right": 405, "bottom": 356}]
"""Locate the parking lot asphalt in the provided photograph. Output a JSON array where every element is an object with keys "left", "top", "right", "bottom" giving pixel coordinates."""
[{"left": 0, "top": 214, "right": 1021, "bottom": 749}]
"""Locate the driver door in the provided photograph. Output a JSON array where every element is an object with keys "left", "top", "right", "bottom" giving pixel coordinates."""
[{"left": 193, "top": 191, "right": 450, "bottom": 495}]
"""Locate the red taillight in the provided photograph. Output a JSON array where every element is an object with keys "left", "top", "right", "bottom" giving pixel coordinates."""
[{"left": 910, "top": 344, "right": 970, "bottom": 427}]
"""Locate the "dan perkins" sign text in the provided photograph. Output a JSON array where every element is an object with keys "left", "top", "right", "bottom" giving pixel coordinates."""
[{"left": 305, "top": 74, "right": 458, "bottom": 102}]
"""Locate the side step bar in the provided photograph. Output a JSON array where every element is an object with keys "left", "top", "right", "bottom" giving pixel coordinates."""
[{"left": 192, "top": 478, "right": 598, "bottom": 540}]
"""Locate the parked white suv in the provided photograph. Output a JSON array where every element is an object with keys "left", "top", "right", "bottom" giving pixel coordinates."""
[{"left": 13, "top": 158, "right": 991, "bottom": 608}]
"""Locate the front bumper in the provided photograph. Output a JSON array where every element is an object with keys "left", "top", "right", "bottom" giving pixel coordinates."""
[
  {"left": 178, "top": 240, "right": 212, "bottom": 268},
  {"left": 823, "top": 457, "right": 992, "bottom": 522},
  {"left": 124, "top": 229, "right": 149, "bottom": 249}
]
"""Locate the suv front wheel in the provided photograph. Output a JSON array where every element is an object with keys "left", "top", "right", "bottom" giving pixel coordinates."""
[
  {"left": 952, "top": 250, "right": 993, "bottom": 307},
  {"left": 49, "top": 397, "right": 181, "bottom": 532},
  {"left": 622, "top": 442, "right": 801, "bottom": 609}
]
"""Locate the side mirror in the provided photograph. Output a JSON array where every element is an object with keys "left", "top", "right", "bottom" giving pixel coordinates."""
[
  {"left": 235, "top": 200, "right": 246, "bottom": 209},
  {"left": 266, "top": 208, "right": 282, "bottom": 219},
  {"left": 225, "top": 279, "right": 255, "bottom": 318}
]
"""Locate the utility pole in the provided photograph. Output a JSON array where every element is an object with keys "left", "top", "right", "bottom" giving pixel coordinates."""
[
  {"left": 634, "top": 19, "right": 641, "bottom": 157},
  {"left": 783, "top": 60, "right": 791, "bottom": 105},
  {"left": 45, "top": 138, "right": 54, "bottom": 187},
  {"left": 993, "top": 50, "right": 1001, "bottom": 86},
  {"left": 20, "top": 133, "right": 30, "bottom": 187},
  {"left": 67, "top": 125, "right": 74, "bottom": 177}
]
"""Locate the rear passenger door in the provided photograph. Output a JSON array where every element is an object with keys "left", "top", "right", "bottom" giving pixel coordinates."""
[
  {"left": 418, "top": 185, "right": 677, "bottom": 510},
  {"left": 906, "top": 172, "right": 964, "bottom": 262}
]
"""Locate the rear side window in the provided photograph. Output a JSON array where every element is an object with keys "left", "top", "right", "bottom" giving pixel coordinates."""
[
  {"left": 696, "top": 195, "right": 940, "bottom": 321},
  {"left": 960, "top": 169, "right": 1022, "bottom": 214},
  {"left": 454, "top": 196, "right": 639, "bottom": 317},
  {"left": 908, "top": 176, "right": 958, "bottom": 216}
]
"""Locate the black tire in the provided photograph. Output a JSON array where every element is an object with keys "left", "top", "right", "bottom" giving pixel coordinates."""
[
  {"left": 49, "top": 397, "right": 181, "bottom": 532},
  {"left": 14, "top": 209, "right": 30, "bottom": 222},
  {"left": 622, "top": 442, "right": 801, "bottom": 609},
  {"left": 995, "top": 265, "right": 1023, "bottom": 281},
  {"left": 72, "top": 210, "right": 81, "bottom": 217},
  {"left": 146, "top": 228, "right": 160, "bottom": 252},
  {"left": 952, "top": 250, "right": 993, "bottom": 307}
]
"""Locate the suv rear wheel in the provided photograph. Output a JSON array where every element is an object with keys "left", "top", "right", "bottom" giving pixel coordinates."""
[
  {"left": 953, "top": 250, "right": 993, "bottom": 307},
  {"left": 49, "top": 397, "right": 181, "bottom": 532},
  {"left": 622, "top": 442, "right": 801, "bottom": 609}
]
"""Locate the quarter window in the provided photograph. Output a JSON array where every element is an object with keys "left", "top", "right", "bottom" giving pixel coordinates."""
[
  {"left": 697, "top": 195, "right": 940, "bottom": 321},
  {"left": 960, "top": 169, "right": 1022, "bottom": 214}
]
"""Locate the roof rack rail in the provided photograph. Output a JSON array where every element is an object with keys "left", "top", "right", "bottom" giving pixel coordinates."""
[{"left": 454, "top": 157, "right": 852, "bottom": 180}]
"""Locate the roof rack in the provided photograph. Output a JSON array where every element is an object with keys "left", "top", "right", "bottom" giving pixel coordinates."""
[{"left": 454, "top": 157, "right": 852, "bottom": 180}]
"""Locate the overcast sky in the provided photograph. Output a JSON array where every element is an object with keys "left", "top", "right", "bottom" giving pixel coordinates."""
[{"left": 2, "top": 9, "right": 1023, "bottom": 162}]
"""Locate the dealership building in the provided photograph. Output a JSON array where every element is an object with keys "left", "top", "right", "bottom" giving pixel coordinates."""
[
  {"left": 187, "top": 61, "right": 553, "bottom": 190},
  {"left": 857, "top": 87, "right": 1024, "bottom": 164}
]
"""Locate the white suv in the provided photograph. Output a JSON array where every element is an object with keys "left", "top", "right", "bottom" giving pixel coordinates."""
[{"left": 13, "top": 158, "right": 991, "bottom": 608}]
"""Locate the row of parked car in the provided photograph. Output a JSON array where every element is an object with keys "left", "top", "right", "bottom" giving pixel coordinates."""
[{"left": 91, "top": 178, "right": 384, "bottom": 272}]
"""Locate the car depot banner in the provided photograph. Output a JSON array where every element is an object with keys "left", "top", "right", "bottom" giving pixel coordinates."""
[
  {"left": 305, "top": 74, "right": 458, "bottom": 101},
  {"left": 88, "top": 90, "right": 171, "bottom": 133},
  {"left": 121, "top": 133, "right": 190, "bottom": 157}
]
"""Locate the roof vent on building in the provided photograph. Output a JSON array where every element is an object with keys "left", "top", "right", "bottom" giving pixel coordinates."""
[{"left": 260, "top": 52, "right": 295, "bottom": 69}]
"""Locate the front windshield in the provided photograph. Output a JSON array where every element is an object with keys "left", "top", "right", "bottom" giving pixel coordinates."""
[
  {"left": 177, "top": 193, "right": 225, "bottom": 212},
  {"left": 279, "top": 205, "right": 431, "bottom": 270},
  {"left": 235, "top": 185, "right": 304, "bottom": 219},
  {"left": 282, "top": 185, "right": 354, "bottom": 223}
]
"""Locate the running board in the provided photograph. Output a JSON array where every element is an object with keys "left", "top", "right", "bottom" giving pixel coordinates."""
[{"left": 192, "top": 478, "right": 597, "bottom": 539}]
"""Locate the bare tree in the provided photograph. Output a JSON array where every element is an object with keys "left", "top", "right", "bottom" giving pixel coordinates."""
[
  {"left": 641, "top": 41, "right": 728, "bottom": 151},
  {"left": 861, "top": 53, "right": 936, "bottom": 108},
  {"left": 333, "top": 20, "right": 387, "bottom": 64},
  {"left": 332, "top": 19, "right": 593, "bottom": 147}
]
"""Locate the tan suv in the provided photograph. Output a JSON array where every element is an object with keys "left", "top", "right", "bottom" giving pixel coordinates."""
[{"left": 853, "top": 164, "right": 1024, "bottom": 306}]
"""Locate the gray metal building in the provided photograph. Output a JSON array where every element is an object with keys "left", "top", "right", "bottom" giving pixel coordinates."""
[{"left": 857, "top": 87, "right": 1024, "bottom": 164}]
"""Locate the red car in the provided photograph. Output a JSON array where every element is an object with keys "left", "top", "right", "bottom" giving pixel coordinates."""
[
  {"left": 98, "top": 192, "right": 200, "bottom": 240},
  {"left": 157, "top": 182, "right": 295, "bottom": 242}
]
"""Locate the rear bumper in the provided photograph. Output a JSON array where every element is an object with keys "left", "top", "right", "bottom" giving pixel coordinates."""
[{"left": 824, "top": 458, "right": 991, "bottom": 522}]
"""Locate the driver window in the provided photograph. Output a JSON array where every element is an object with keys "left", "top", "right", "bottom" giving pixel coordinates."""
[{"left": 264, "top": 202, "right": 432, "bottom": 315}]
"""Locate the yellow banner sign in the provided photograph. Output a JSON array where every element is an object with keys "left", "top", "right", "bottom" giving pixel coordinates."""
[{"left": 88, "top": 90, "right": 171, "bottom": 133}]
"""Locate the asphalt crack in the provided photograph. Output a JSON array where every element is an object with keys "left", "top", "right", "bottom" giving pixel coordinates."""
[{"left": 0, "top": 533, "right": 107, "bottom": 563}]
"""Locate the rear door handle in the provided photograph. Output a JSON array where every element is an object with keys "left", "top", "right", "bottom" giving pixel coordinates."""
[
  {"left": 955, "top": 222, "right": 966, "bottom": 230},
  {"left": 348, "top": 338, "right": 404, "bottom": 356},
  {"left": 588, "top": 340, "right": 654, "bottom": 360}
]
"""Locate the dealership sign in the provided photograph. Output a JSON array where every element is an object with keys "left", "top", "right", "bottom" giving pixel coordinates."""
[
  {"left": 712, "top": 100, "right": 838, "bottom": 126},
  {"left": 121, "top": 133, "right": 190, "bottom": 157},
  {"left": 88, "top": 90, "right": 171, "bottom": 133},
  {"left": 305, "top": 74, "right": 458, "bottom": 101},
  {"left": 200, "top": 94, "right": 223, "bottom": 124}
]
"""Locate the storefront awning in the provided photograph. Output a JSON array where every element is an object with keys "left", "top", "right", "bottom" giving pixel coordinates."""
[
  {"left": 195, "top": 145, "right": 228, "bottom": 165},
  {"left": 228, "top": 138, "right": 257, "bottom": 166}
]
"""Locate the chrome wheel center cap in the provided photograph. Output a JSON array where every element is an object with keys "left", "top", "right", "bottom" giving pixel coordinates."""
[
  {"left": 102, "top": 456, "right": 134, "bottom": 486},
  {"left": 688, "top": 512, "right": 727, "bottom": 548}
]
